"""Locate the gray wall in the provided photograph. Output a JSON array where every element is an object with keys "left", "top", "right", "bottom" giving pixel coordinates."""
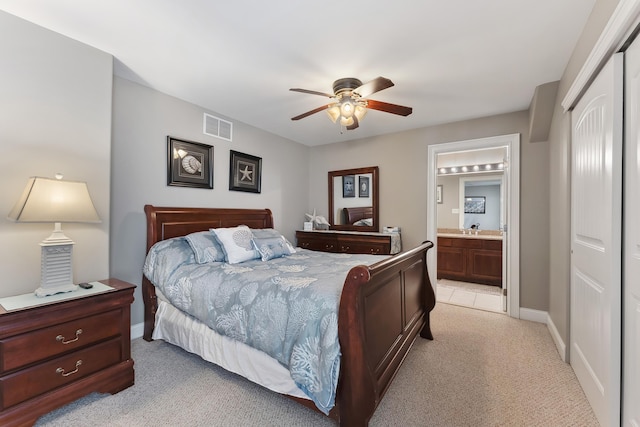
[
  {"left": 547, "top": 0, "right": 619, "bottom": 353},
  {"left": 436, "top": 175, "right": 460, "bottom": 229},
  {"left": 308, "top": 110, "right": 551, "bottom": 311},
  {"left": 110, "top": 77, "right": 310, "bottom": 325},
  {"left": 0, "top": 11, "right": 112, "bottom": 297}
]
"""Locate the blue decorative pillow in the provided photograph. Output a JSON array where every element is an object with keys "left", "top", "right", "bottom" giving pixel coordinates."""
[
  {"left": 251, "top": 228, "right": 282, "bottom": 239},
  {"left": 211, "top": 225, "right": 260, "bottom": 264},
  {"left": 185, "top": 231, "right": 226, "bottom": 264},
  {"left": 251, "top": 228, "right": 296, "bottom": 247},
  {"left": 252, "top": 236, "right": 296, "bottom": 261}
]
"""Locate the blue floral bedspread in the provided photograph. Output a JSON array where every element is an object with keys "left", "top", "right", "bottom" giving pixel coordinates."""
[{"left": 143, "top": 237, "right": 388, "bottom": 414}]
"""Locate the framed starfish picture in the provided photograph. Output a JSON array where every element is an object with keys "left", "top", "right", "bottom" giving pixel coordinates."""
[{"left": 229, "top": 150, "right": 262, "bottom": 193}]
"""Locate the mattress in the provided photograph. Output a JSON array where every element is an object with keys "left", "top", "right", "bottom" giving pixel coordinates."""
[{"left": 153, "top": 290, "right": 308, "bottom": 400}]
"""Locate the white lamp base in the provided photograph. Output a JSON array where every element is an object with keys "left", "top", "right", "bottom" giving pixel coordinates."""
[
  {"left": 36, "top": 222, "right": 77, "bottom": 298},
  {"left": 35, "top": 283, "right": 79, "bottom": 297}
]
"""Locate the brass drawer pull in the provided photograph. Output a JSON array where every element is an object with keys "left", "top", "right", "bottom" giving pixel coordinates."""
[
  {"left": 56, "top": 360, "right": 82, "bottom": 377},
  {"left": 56, "top": 329, "right": 83, "bottom": 344}
]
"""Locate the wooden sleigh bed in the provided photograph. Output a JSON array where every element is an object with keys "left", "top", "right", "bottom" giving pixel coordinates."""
[{"left": 142, "top": 205, "right": 435, "bottom": 426}]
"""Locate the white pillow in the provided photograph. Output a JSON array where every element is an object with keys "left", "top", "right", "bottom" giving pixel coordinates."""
[{"left": 211, "top": 225, "right": 260, "bottom": 264}]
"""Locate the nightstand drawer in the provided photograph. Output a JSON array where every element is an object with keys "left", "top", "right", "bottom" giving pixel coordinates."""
[
  {"left": 0, "top": 309, "right": 121, "bottom": 373},
  {"left": 0, "top": 337, "right": 122, "bottom": 409}
]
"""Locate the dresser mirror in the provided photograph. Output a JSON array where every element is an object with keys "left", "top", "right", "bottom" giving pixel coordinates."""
[{"left": 328, "top": 166, "right": 379, "bottom": 232}]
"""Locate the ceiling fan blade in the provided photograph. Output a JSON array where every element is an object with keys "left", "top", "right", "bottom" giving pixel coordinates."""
[
  {"left": 291, "top": 104, "right": 330, "bottom": 121},
  {"left": 366, "top": 99, "right": 413, "bottom": 116},
  {"left": 346, "top": 116, "right": 359, "bottom": 130},
  {"left": 354, "top": 77, "right": 394, "bottom": 98},
  {"left": 290, "top": 88, "right": 334, "bottom": 98}
]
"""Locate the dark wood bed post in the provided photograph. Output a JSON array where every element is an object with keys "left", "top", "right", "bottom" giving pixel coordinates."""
[
  {"left": 337, "top": 265, "right": 378, "bottom": 426},
  {"left": 143, "top": 205, "right": 159, "bottom": 341},
  {"left": 336, "top": 241, "right": 435, "bottom": 426}
]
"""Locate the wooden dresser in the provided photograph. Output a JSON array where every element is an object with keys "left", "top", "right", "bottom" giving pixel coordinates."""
[
  {"left": 437, "top": 236, "right": 503, "bottom": 286},
  {"left": 296, "top": 230, "right": 401, "bottom": 255},
  {"left": 0, "top": 278, "right": 135, "bottom": 426}
]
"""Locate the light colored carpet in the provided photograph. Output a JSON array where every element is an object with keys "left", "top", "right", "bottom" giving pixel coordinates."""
[{"left": 35, "top": 303, "right": 598, "bottom": 426}]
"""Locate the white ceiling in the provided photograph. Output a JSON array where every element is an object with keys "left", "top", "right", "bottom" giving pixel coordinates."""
[{"left": 0, "top": 0, "right": 596, "bottom": 146}]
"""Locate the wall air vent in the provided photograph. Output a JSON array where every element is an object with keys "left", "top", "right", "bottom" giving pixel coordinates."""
[{"left": 203, "top": 113, "right": 232, "bottom": 141}]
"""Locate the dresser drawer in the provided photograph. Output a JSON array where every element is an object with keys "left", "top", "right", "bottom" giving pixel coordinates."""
[
  {"left": 0, "top": 309, "right": 121, "bottom": 373},
  {"left": 0, "top": 337, "right": 122, "bottom": 409},
  {"left": 297, "top": 234, "right": 338, "bottom": 252},
  {"left": 338, "top": 241, "right": 389, "bottom": 254}
]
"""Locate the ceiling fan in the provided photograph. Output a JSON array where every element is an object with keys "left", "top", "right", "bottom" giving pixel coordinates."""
[{"left": 290, "top": 76, "right": 413, "bottom": 130}]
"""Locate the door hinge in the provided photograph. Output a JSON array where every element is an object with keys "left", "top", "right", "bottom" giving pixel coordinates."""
[{"left": 503, "top": 288, "right": 507, "bottom": 296}]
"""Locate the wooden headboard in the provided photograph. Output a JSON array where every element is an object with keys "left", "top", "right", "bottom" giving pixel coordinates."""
[
  {"left": 144, "top": 205, "right": 274, "bottom": 252},
  {"left": 343, "top": 206, "right": 373, "bottom": 225}
]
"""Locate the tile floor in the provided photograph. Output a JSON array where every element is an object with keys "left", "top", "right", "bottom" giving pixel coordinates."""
[{"left": 436, "top": 279, "right": 504, "bottom": 313}]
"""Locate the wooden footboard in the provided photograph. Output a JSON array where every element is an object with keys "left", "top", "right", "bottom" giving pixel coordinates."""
[{"left": 336, "top": 241, "right": 435, "bottom": 426}]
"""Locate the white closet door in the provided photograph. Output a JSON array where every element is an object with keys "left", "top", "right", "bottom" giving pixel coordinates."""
[
  {"left": 624, "top": 36, "right": 640, "bottom": 427},
  {"left": 570, "top": 53, "right": 622, "bottom": 427}
]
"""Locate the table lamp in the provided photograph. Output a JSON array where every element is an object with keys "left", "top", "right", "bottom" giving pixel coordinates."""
[{"left": 7, "top": 175, "right": 101, "bottom": 297}]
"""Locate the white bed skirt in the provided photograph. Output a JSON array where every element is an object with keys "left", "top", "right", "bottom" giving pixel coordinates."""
[{"left": 153, "top": 297, "right": 308, "bottom": 400}]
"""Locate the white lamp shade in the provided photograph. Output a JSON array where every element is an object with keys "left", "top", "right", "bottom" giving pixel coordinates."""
[{"left": 8, "top": 177, "right": 101, "bottom": 223}]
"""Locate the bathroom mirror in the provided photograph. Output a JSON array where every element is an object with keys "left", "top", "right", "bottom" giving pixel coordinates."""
[{"left": 328, "top": 166, "right": 379, "bottom": 232}]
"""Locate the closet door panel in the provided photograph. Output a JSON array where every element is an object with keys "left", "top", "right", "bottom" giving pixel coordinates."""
[
  {"left": 623, "top": 35, "right": 640, "bottom": 427},
  {"left": 570, "top": 53, "right": 622, "bottom": 427}
]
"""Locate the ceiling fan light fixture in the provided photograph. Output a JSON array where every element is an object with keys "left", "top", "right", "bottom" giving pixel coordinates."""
[
  {"left": 290, "top": 76, "right": 412, "bottom": 130},
  {"left": 326, "top": 104, "right": 341, "bottom": 123}
]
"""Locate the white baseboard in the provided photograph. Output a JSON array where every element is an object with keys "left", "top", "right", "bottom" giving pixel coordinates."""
[
  {"left": 519, "top": 307, "right": 547, "bottom": 324},
  {"left": 546, "top": 315, "right": 567, "bottom": 362},
  {"left": 131, "top": 322, "right": 144, "bottom": 340}
]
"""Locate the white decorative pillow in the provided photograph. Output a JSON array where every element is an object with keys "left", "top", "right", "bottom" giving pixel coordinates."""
[
  {"left": 253, "top": 236, "right": 296, "bottom": 261},
  {"left": 185, "top": 231, "right": 225, "bottom": 264},
  {"left": 211, "top": 225, "right": 260, "bottom": 264}
]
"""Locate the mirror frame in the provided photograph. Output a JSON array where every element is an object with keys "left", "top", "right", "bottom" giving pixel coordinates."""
[{"left": 328, "top": 166, "right": 379, "bottom": 232}]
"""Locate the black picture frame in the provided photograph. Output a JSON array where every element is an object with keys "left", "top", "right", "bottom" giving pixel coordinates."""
[
  {"left": 464, "top": 196, "right": 486, "bottom": 214},
  {"left": 167, "top": 136, "right": 213, "bottom": 189},
  {"left": 343, "top": 175, "right": 355, "bottom": 198},
  {"left": 229, "top": 150, "right": 262, "bottom": 193},
  {"left": 359, "top": 176, "right": 370, "bottom": 197}
]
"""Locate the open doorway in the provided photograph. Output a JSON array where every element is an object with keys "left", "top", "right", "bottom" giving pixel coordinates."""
[
  {"left": 427, "top": 134, "right": 520, "bottom": 318},
  {"left": 438, "top": 159, "right": 505, "bottom": 313}
]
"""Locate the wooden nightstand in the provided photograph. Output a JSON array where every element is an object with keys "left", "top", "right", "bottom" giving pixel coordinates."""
[{"left": 0, "top": 278, "right": 135, "bottom": 426}]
